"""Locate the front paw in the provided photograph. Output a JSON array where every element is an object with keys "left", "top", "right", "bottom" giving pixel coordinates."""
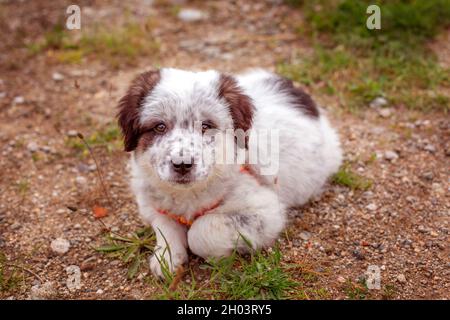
[{"left": 149, "top": 247, "right": 187, "bottom": 279}]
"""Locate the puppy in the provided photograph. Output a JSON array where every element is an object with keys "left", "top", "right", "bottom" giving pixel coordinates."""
[{"left": 117, "top": 68, "right": 342, "bottom": 277}]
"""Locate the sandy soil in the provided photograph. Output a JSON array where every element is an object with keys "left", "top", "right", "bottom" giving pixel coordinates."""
[{"left": 0, "top": 0, "right": 448, "bottom": 300}]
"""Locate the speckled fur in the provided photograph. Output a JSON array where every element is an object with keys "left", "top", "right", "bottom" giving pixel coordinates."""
[{"left": 118, "top": 68, "right": 342, "bottom": 277}]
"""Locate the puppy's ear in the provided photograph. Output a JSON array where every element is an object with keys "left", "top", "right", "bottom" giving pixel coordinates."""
[
  {"left": 117, "top": 70, "right": 161, "bottom": 152},
  {"left": 218, "top": 74, "right": 254, "bottom": 134}
]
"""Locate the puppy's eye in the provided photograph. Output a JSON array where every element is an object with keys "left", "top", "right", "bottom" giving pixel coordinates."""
[
  {"left": 201, "top": 122, "right": 213, "bottom": 133},
  {"left": 153, "top": 123, "right": 166, "bottom": 133}
]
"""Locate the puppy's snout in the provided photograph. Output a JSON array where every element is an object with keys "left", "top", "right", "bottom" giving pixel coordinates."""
[{"left": 171, "top": 158, "right": 194, "bottom": 175}]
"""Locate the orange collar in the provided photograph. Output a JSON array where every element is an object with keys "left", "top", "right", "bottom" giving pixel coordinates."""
[
  {"left": 156, "top": 198, "right": 223, "bottom": 227},
  {"left": 156, "top": 165, "right": 263, "bottom": 227}
]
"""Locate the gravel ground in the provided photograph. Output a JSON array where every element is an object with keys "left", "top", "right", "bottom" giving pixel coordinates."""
[{"left": 0, "top": 0, "right": 448, "bottom": 300}]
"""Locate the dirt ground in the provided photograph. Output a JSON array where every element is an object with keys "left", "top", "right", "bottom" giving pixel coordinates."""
[{"left": 0, "top": 0, "right": 448, "bottom": 300}]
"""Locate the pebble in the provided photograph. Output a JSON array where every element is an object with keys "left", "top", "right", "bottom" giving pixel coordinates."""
[
  {"left": 421, "top": 172, "right": 434, "bottom": 181},
  {"left": 423, "top": 144, "right": 436, "bottom": 153},
  {"left": 10, "top": 222, "right": 21, "bottom": 230},
  {"left": 27, "top": 141, "right": 39, "bottom": 153},
  {"left": 29, "top": 281, "right": 56, "bottom": 300},
  {"left": 50, "top": 238, "right": 70, "bottom": 255},
  {"left": 366, "top": 203, "right": 377, "bottom": 211},
  {"left": 177, "top": 8, "right": 206, "bottom": 22},
  {"left": 52, "top": 72, "right": 64, "bottom": 81},
  {"left": 370, "top": 97, "right": 388, "bottom": 108},
  {"left": 397, "top": 274, "right": 407, "bottom": 283},
  {"left": 67, "top": 130, "right": 78, "bottom": 137},
  {"left": 352, "top": 249, "right": 365, "bottom": 260},
  {"left": 384, "top": 150, "right": 399, "bottom": 161},
  {"left": 0, "top": 92, "right": 6, "bottom": 99},
  {"left": 75, "top": 176, "right": 87, "bottom": 186},
  {"left": 299, "top": 231, "right": 312, "bottom": 241},
  {"left": 378, "top": 108, "right": 392, "bottom": 118},
  {"left": 13, "top": 96, "right": 25, "bottom": 105},
  {"left": 96, "top": 289, "right": 104, "bottom": 295},
  {"left": 337, "top": 276, "right": 346, "bottom": 283}
]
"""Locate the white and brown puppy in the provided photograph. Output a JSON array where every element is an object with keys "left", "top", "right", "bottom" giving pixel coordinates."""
[{"left": 117, "top": 68, "right": 342, "bottom": 277}]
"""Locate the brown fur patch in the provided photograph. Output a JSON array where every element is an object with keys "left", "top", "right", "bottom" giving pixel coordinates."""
[
  {"left": 218, "top": 74, "right": 255, "bottom": 133},
  {"left": 271, "top": 76, "right": 319, "bottom": 118},
  {"left": 117, "top": 70, "right": 161, "bottom": 152}
]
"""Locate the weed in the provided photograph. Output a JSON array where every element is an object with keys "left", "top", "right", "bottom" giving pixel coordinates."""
[
  {"left": 66, "top": 124, "right": 122, "bottom": 156},
  {"left": 96, "top": 227, "right": 156, "bottom": 279},
  {"left": 28, "top": 22, "right": 159, "bottom": 67},
  {"left": 0, "top": 252, "right": 24, "bottom": 294},
  {"left": 343, "top": 278, "right": 370, "bottom": 300},
  {"left": 332, "top": 164, "right": 373, "bottom": 190}
]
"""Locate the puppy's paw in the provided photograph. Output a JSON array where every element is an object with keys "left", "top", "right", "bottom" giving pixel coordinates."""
[{"left": 149, "top": 247, "right": 187, "bottom": 279}]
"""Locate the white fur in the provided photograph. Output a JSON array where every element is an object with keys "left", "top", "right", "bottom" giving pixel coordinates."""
[{"left": 127, "top": 68, "right": 342, "bottom": 277}]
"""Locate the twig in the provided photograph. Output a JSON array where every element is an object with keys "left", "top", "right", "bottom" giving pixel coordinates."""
[
  {"left": 5, "top": 263, "right": 43, "bottom": 283},
  {"left": 77, "top": 133, "right": 113, "bottom": 208},
  {"left": 169, "top": 265, "right": 185, "bottom": 291}
]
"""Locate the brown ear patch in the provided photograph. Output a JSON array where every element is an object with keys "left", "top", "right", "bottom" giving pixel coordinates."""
[
  {"left": 117, "top": 70, "right": 161, "bottom": 152},
  {"left": 271, "top": 76, "right": 319, "bottom": 118},
  {"left": 218, "top": 74, "right": 254, "bottom": 133}
]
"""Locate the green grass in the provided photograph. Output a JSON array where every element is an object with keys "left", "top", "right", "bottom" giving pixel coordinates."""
[
  {"left": 65, "top": 123, "right": 122, "bottom": 156},
  {"left": 282, "top": 0, "right": 450, "bottom": 112},
  {"left": 151, "top": 246, "right": 309, "bottom": 300},
  {"left": 95, "top": 227, "right": 156, "bottom": 279},
  {"left": 28, "top": 22, "right": 159, "bottom": 67},
  {"left": 97, "top": 228, "right": 326, "bottom": 300},
  {"left": 343, "top": 278, "right": 370, "bottom": 300},
  {"left": 0, "top": 252, "right": 24, "bottom": 294},
  {"left": 16, "top": 179, "right": 30, "bottom": 197},
  {"left": 332, "top": 164, "right": 373, "bottom": 190}
]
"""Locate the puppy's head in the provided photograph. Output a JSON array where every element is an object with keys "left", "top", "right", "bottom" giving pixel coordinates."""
[{"left": 117, "top": 68, "right": 253, "bottom": 187}]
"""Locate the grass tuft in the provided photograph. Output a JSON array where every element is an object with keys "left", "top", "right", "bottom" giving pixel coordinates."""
[
  {"left": 66, "top": 124, "right": 122, "bottom": 156},
  {"left": 95, "top": 227, "right": 155, "bottom": 279},
  {"left": 332, "top": 164, "right": 373, "bottom": 190},
  {"left": 28, "top": 22, "right": 159, "bottom": 67}
]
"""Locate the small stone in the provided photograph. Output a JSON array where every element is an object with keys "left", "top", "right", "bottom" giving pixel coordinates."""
[
  {"left": 397, "top": 274, "right": 407, "bottom": 283},
  {"left": 421, "top": 172, "right": 434, "bottom": 181},
  {"left": 96, "top": 289, "right": 104, "bottom": 295},
  {"left": 384, "top": 150, "right": 399, "bottom": 161},
  {"left": 10, "top": 222, "right": 21, "bottom": 230},
  {"left": 111, "top": 226, "right": 119, "bottom": 232},
  {"left": 50, "top": 238, "right": 70, "bottom": 255},
  {"left": 67, "top": 130, "right": 78, "bottom": 137},
  {"left": 352, "top": 249, "right": 365, "bottom": 260},
  {"left": 13, "top": 96, "right": 25, "bottom": 105},
  {"left": 27, "top": 141, "right": 39, "bottom": 153},
  {"left": 378, "top": 108, "right": 392, "bottom": 118},
  {"left": 370, "top": 97, "right": 388, "bottom": 108},
  {"left": 0, "top": 92, "right": 6, "bottom": 99},
  {"left": 337, "top": 276, "right": 346, "bottom": 283},
  {"left": 88, "top": 164, "right": 97, "bottom": 172},
  {"left": 430, "top": 231, "right": 438, "bottom": 237},
  {"left": 56, "top": 208, "right": 66, "bottom": 214},
  {"left": 29, "top": 281, "right": 57, "bottom": 300},
  {"left": 424, "top": 144, "right": 436, "bottom": 153},
  {"left": 75, "top": 176, "right": 87, "bottom": 186},
  {"left": 299, "top": 231, "right": 312, "bottom": 241},
  {"left": 366, "top": 203, "right": 377, "bottom": 211},
  {"left": 74, "top": 223, "right": 81, "bottom": 229},
  {"left": 52, "top": 72, "right": 64, "bottom": 81},
  {"left": 177, "top": 8, "right": 206, "bottom": 22}
]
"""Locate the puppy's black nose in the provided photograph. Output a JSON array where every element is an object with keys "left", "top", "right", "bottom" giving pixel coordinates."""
[{"left": 171, "top": 158, "right": 194, "bottom": 174}]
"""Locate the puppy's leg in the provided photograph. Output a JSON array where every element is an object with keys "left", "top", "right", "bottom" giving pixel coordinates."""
[
  {"left": 187, "top": 197, "right": 285, "bottom": 259},
  {"left": 147, "top": 214, "right": 188, "bottom": 278}
]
